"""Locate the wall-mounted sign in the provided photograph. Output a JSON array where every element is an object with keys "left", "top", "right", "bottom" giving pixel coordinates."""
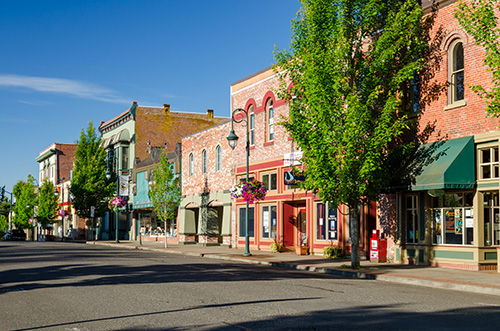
[
  {"left": 284, "top": 170, "right": 305, "bottom": 185},
  {"left": 284, "top": 151, "right": 303, "bottom": 166}
]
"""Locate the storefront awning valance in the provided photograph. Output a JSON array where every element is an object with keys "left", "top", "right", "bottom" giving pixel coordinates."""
[{"left": 406, "top": 136, "right": 475, "bottom": 191}]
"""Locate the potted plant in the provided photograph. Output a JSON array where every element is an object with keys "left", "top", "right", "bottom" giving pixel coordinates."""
[
  {"left": 270, "top": 235, "right": 284, "bottom": 253},
  {"left": 296, "top": 232, "right": 308, "bottom": 255},
  {"left": 323, "top": 241, "right": 343, "bottom": 259}
]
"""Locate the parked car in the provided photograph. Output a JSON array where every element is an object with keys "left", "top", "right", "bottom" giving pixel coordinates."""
[{"left": 4, "top": 229, "right": 27, "bottom": 241}]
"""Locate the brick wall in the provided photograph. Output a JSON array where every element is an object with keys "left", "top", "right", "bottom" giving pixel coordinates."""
[
  {"left": 230, "top": 68, "right": 295, "bottom": 171},
  {"left": 56, "top": 143, "right": 77, "bottom": 181},
  {"left": 182, "top": 122, "right": 233, "bottom": 196},
  {"left": 421, "top": 0, "right": 497, "bottom": 142}
]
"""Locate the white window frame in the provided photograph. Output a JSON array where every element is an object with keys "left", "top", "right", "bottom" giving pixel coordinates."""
[
  {"left": 201, "top": 149, "right": 207, "bottom": 174},
  {"left": 449, "top": 39, "right": 465, "bottom": 105},
  {"left": 261, "top": 204, "right": 277, "bottom": 239},
  {"left": 478, "top": 146, "right": 499, "bottom": 180},
  {"left": 249, "top": 105, "right": 255, "bottom": 146},
  {"left": 261, "top": 172, "right": 277, "bottom": 191},
  {"left": 188, "top": 153, "right": 194, "bottom": 177},
  {"left": 215, "top": 145, "right": 222, "bottom": 172},
  {"left": 267, "top": 99, "right": 274, "bottom": 142}
]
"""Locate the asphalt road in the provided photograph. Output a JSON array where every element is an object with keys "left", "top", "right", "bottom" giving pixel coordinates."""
[{"left": 1, "top": 241, "right": 500, "bottom": 331}]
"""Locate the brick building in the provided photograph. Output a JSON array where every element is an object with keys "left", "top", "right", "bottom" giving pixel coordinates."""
[
  {"left": 227, "top": 67, "right": 375, "bottom": 254},
  {"left": 385, "top": 0, "right": 500, "bottom": 270},
  {"left": 35, "top": 143, "right": 81, "bottom": 239},
  {"left": 99, "top": 102, "right": 229, "bottom": 242},
  {"left": 179, "top": 121, "right": 232, "bottom": 246}
]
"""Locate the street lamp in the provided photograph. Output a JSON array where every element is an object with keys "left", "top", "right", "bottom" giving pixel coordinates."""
[
  {"left": 105, "top": 149, "right": 120, "bottom": 243},
  {"left": 226, "top": 108, "right": 251, "bottom": 257},
  {"left": 28, "top": 177, "right": 39, "bottom": 241},
  {"left": 54, "top": 177, "right": 65, "bottom": 241}
]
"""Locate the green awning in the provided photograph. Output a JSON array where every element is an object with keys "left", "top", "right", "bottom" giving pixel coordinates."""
[{"left": 407, "top": 136, "right": 475, "bottom": 191}]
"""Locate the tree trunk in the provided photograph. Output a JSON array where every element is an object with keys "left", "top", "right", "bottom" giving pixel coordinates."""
[
  {"left": 164, "top": 221, "right": 168, "bottom": 249},
  {"left": 350, "top": 204, "right": 361, "bottom": 269}
]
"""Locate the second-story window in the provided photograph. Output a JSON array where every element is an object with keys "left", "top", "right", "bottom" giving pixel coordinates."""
[
  {"left": 449, "top": 40, "right": 465, "bottom": 104},
  {"left": 189, "top": 153, "right": 194, "bottom": 176},
  {"left": 267, "top": 99, "right": 274, "bottom": 142},
  {"left": 249, "top": 105, "right": 255, "bottom": 146},
  {"left": 215, "top": 145, "right": 221, "bottom": 172},
  {"left": 202, "top": 149, "right": 207, "bottom": 174},
  {"left": 479, "top": 146, "right": 499, "bottom": 180},
  {"left": 121, "top": 146, "right": 129, "bottom": 170}
]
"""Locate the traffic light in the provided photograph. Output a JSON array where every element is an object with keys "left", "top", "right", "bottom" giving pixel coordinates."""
[{"left": 0, "top": 186, "right": 4, "bottom": 201}]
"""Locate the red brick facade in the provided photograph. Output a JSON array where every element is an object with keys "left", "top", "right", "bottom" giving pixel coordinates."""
[
  {"left": 420, "top": 0, "right": 496, "bottom": 142},
  {"left": 229, "top": 67, "right": 375, "bottom": 255},
  {"left": 182, "top": 122, "right": 232, "bottom": 196}
]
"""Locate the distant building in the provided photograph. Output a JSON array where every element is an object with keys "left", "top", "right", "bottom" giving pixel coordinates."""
[
  {"left": 179, "top": 121, "right": 232, "bottom": 246},
  {"left": 99, "top": 101, "right": 229, "bottom": 242},
  {"left": 35, "top": 143, "right": 80, "bottom": 239}
]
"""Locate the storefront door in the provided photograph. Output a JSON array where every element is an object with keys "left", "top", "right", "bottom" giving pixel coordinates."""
[{"left": 283, "top": 203, "right": 295, "bottom": 249}]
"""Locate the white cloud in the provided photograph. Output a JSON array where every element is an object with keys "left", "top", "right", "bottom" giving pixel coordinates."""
[
  {"left": 17, "top": 100, "right": 52, "bottom": 106},
  {"left": 0, "top": 74, "right": 129, "bottom": 104}
]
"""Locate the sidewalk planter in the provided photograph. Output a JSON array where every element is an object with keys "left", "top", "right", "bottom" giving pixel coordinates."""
[{"left": 296, "top": 246, "right": 308, "bottom": 255}]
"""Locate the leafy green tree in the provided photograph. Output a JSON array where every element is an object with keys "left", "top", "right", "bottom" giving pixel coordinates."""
[
  {"left": 36, "top": 178, "right": 59, "bottom": 229},
  {"left": 12, "top": 175, "right": 37, "bottom": 230},
  {"left": 0, "top": 195, "right": 11, "bottom": 218},
  {"left": 149, "top": 151, "right": 181, "bottom": 248},
  {"left": 70, "top": 122, "right": 114, "bottom": 221},
  {"left": 455, "top": 0, "right": 500, "bottom": 117},
  {"left": 275, "top": 0, "right": 441, "bottom": 268}
]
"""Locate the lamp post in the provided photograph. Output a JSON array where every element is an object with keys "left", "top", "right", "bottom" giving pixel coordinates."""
[
  {"left": 226, "top": 108, "right": 251, "bottom": 257},
  {"left": 105, "top": 149, "right": 120, "bottom": 243},
  {"left": 54, "top": 177, "right": 66, "bottom": 241},
  {"left": 28, "top": 178, "right": 39, "bottom": 241}
]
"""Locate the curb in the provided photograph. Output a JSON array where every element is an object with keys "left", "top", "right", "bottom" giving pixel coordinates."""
[{"left": 86, "top": 241, "right": 500, "bottom": 297}]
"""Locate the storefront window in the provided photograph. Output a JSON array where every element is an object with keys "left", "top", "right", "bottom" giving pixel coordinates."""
[
  {"left": 406, "top": 195, "right": 419, "bottom": 244},
  {"left": 316, "top": 202, "right": 338, "bottom": 241},
  {"left": 239, "top": 206, "right": 254, "bottom": 238},
  {"left": 138, "top": 213, "right": 177, "bottom": 238},
  {"left": 484, "top": 191, "right": 500, "bottom": 246},
  {"left": 432, "top": 192, "right": 473, "bottom": 245},
  {"left": 261, "top": 205, "right": 277, "bottom": 239}
]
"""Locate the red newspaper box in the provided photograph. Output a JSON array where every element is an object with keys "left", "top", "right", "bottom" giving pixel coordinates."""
[{"left": 370, "top": 230, "right": 387, "bottom": 263}]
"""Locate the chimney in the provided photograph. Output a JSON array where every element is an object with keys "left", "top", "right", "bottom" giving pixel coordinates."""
[
  {"left": 132, "top": 101, "right": 138, "bottom": 105},
  {"left": 163, "top": 104, "right": 170, "bottom": 113},
  {"left": 207, "top": 109, "right": 214, "bottom": 118}
]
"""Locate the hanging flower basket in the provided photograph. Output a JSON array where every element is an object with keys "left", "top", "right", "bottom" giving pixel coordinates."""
[
  {"left": 230, "top": 180, "right": 267, "bottom": 204},
  {"left": 58, "top": 209, "right": 70, "bottom": 218},
  {"left": 108, "top": 196, "right": 127, "bottom": 210}
]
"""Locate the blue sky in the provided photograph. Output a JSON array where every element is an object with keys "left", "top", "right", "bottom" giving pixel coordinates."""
[{"left": 0, "top": 0, "right": 300, "bottom": 192}]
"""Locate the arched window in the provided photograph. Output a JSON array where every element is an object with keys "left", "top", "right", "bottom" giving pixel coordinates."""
[
  {"left": 266, "top": 99, "right": 274, "bottom": 142},
  {"left": 201, "top": 149, "right": 207, "bottom": 174},
  {"left": 188, "top": 153, "right": 194, "bottom": 176},
  {"left": 249, "top": 105, "right": 255, "bottom": 146},
  {"left": 215, "top": 145, "right": 222, "bottom": 172},
  {"left": 449, "top": 40, "right": 464, "bottom": 104}
]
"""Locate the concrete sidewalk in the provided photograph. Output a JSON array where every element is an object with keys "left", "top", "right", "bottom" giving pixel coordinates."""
[{"left": 86, "top": 240, "right": 500, "bottom": 297}]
